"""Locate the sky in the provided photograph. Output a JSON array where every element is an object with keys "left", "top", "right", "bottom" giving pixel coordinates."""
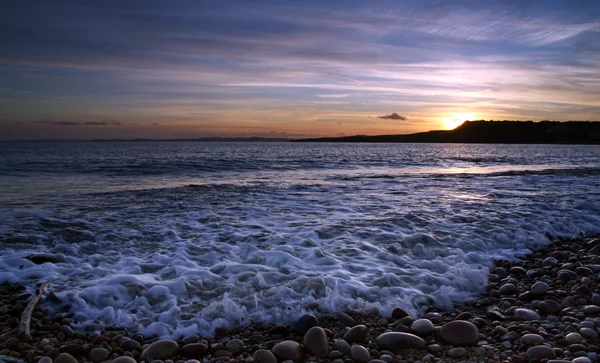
[{"left": 1, "top": 0, "right": 600, "bottom": 140}]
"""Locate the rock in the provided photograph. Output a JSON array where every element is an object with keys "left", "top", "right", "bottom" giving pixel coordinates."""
[
  {"left": 543, "top": 257, "right": 558, "bottom": 267},
  {"left": 573, "top": 357, "right": 593, "bottom": 363},
  {"left": 225, "top": 339, "right": 244, "bottom": 353},
  {"left": 410, "top": 319, "right": 434, "bottom": 336},
  {"left": 333, "top": 339, "right": 351, "bottom": 355},
  {"left": 440, "top": 321, "right": 479, "bottom": 346},
  {"left": 111, "top": 358, "right": 137, "bottom": 363},
  {"left": 89, "top": 348, "right": 109, "bottom": 362},
  {"left": 269, "top": 325, "right": 289, "bottom": 337},
  {"left": 522, "top": 334, "right": 544, "bottom": 346},
  {"left": 335, "top": 312, "right": 355, "bottom": 326},
  {"left": 141, "top": 340, "right": 179, "bottom": 360},
  {"left": 2, "top": 338, "right": 20, "bottom": 351},
  {"left": 499, "top": 283, "right": 519, "bottom": 295},
  {"left": 455, "top": 312, "right": 472, "bottom": 321},
  {"left": 375, "top": 332, "right": 426, "bottom": 352},
  {"left": 447, "top": 347, "right": 466, "bottom": 358},
  {"left": 392, "top": 308, "right": 409, "bottom": 319},
  {"left": 510, "top": 266, "right": 526, "bottom": 275},
  {"left": 294, "top": 314, "right": 319, "bottom": 334},
  {"left": 253, "top": 349, "right": 277, "bottom": 363},
  {"left": 526, "top": 345, "right": 556, "bottom": 361},
  {"left": 566, "top": 333, "right": 583, "bottom": 344},
  {"left": 271, "top": 340, "right": 304, "bottom": 363},
  {"left": 427, "top": 344, "right": 442, "bottom": 353},
  {"left": 584, "top": 305, "right": 600, "bottom": 315},
  {"left": 514, "top": 308, "right": 540, "bottom": 321},
  {"left": 120, "top": 339, "right": 141, "bottom": 351},
  {"left": 344, "top": 325, "right": 368, "bottom": 343},
  {"left": 530, "top": 281, "right": 549, "bottom": 295},
  {"left": 54, "top": 353, "right": 78, "bottom": 363},
  {"left": 39, "top": 358, "right": 53, "bottom": 363},
  {"left": 500, "top": 332, "right": 519, "bottom": 341},
  {"left": 558, "top": 270, "right": 577, "bottom": 281},
  {"left": 303, "top": 326, "right": 328, "bottom": 358},
  {"left": 182, "top": 343, "right": 208, "bottom": 357},
  {"left": 350, "top": 345, "right": 370, "bottom": 363},
  {"left": 580, "top": 327, "right": 598, "bottom": 340},
  {"left": 539, "top": 300, "right": 562, "bottom": 315},
  {"left": 59, "top": 325, "right": 75, "bottom": 337}
]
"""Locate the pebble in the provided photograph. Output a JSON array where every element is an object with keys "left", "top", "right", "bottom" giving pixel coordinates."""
[
  {"left": 111, "top": 358, "right": 137, "bottom": 363},
  {"left": 447, "top": 347, "right": 466, "bottom": 358},
  {"left": 294, "top": 314, "right": 319, "bottom": 334},
  {"left": 572, "top": 358, "right": 592, "bottom": 363},
  {"left": 54, "top": 353, "right": 78, "bottom": 363},
  {"left": 580, "top": 327, "right": 598, "bottom": 339},
  {"left": 182, "top": 343, "right": 209, "bottom": 357},
  {"left": 391, "top": 308, "right": 409, "bottom": 319},
  {"left": 333, "top": 339, "right": 351, "bottom": 355},
  {"left": 522, "top": 334, "right": 544, "bottom": 345},
  {"left": 89, "top": 348, "right": 110, "bottom": 362},
  {"left": 271, "top": 340, "right": 304, "bottom": 363},
  {"left": 411, "top": 319, "right": 434, "bottom": 336},
  {"left": 225, "top": 339, "right": 244, "bottom": 352},
  {"left": 375, "top": 332, "right": 425, "bottom": 352},
  {"left": 566, "top": 333, "right": 583, "bottom": 344},
  {"left": 302, "top": 326, "right": 328, "bottom": 358},
  {"left": 499, "top": 283, "right": 519, "bottom": 295},
  {"left": 530, "top": 281, "right": 549, "bottom": 295},
  {"left": 440, "top": 321, "right": 479, "bottom": 346},
  {"left": 335, "top": 312, "right": 355, "bottom": 326},
  {"left": 252, "top": 349, "right": 277, "bottom": 363},
  {"left": 343, "top": 324, "right": 368, "bottom": 343},
  {"left": 514, "top": 308, "right": 541, "bottom": 321},
  {"left": 526, "top": 345, "right": 557, "bottom": 361},
  {"left": 350, "top": 345, "right": 370, "bottom": 363},
  {"left": 141, "top": 340, "right": 179, "bottom": 360}
]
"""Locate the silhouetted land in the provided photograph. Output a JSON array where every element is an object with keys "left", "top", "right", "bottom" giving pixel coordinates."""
[{"left": 294, "top": 121, "right": 600, "bottom": 144}]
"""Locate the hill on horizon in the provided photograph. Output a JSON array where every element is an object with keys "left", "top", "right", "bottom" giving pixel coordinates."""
[{"left": 294, "top": 120, "right": 600, "bottom": 144}]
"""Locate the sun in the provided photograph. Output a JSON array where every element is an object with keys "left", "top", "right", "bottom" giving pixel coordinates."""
[{"left": 444, "top": 113, "right": 478, "bottom": 130}]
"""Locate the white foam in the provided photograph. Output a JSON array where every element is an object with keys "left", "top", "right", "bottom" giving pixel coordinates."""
[{"left": 2, "top": 153, "right": 600, "bottom": 339}]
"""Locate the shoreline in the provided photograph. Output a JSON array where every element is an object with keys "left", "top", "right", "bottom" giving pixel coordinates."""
[{"left": 1, "top": 233, "right": 599, "bottom": 363}]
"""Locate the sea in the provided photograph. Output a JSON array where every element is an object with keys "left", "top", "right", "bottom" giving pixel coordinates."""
[{"left": 1, "top": 141, "right": 600, "bottom": 338}]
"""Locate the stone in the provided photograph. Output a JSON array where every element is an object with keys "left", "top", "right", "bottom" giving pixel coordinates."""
[
  {"left": 225, "top": 339, "right": 244, "bottom": 353},
  {"left": 54, "top": 353, "right": 78, "bottom": 363},
  {"left": 59, "top": 325, "right": 75, "bottom": 337},
  {"left": 410, "top": 319, "right": 434, "bottom": 336},
  {"left": 182, "top": 343, "right": 208, "bottom": 357},
  {"left": 63, "top": 344, "right": 85, "bottom": 357},
  {"left": 514, "top": 308, "right": 540, "bottom": 321},
  {"left": 440, "top": 321, "right": 479, "bottom": 346},
  {"left": 343, "top": 325, "right": 368, "bottom": 343},
  {"left": 333, "top": 339, "right": 351, "bottom": 355},
  {"left": 427, "top": 344, "right": 441, "bottom": 353},
  {"left": 294, "top": 314, "right": 319, "bottom": 334},
  {"left": 572, "top": 357, "right": 592, "bottom": 363},
  {"left": 539, "top": 300, "right": 562, "bottom": 315},
  {"left": 141, "top": 340, "right": 179, "bottom": 360},
  {"left": 303, "top": 326, "right": 328, "bottom": 358},
  {"left": 584, "top": 305, "right": 600, "bottom": 315},
  {"left": 522, "top": 334, "right": 544, "bottom": 346},
  {"left": 530, "top": 281, "right": 549, "bottom": 296},
  {"left": 392, "top": 308, "right": 409, "bottom": 319},
  {"left": 271, "top": 340, "right": 304, "bottom": 363},
  {"left": 336, "top": 312, "right": 355, "bottom": 326},
  {"left": 499, "top": 283, "right": 519, "bottom": 295},
  {"left": 580, "top": 327, "right": 598, "bottom": 340},
  {"left": 592, "top": 294, "right": 600, "bottom": 305},
  {"left": 2, "top": 338, "right": 19, "bottom": 351},
  {"left": 252, "top": 349, "right": 277, "bottom": 363},
  {"left": 566, "top": 333, "right": 583, "bottom": 344},
  {"left": 89, "top": 348, "right": 110, "bottom": 362},
  {"left": 526, "top": 345, "right": 556, "bottom": 361},
  {"left": 38, "top": 358, "right": 53, "bottom": 363},
  {"left": 120, "top": 339, "right": 141, "bottom": 351},
  {"left": 350, "top": 345, "right": 370, "bottom": 363},
  {"left": 542, "top": 257, "right": 558, "bottom": 267},
  {"left": 447, "top": 347, "right": 466, "bottom": 358},
  {"left": 111, "top": 358, "right": 137, "bottom": 363},
  {"left": 375, "top": 332, "right": 425, "bottom": 352}
]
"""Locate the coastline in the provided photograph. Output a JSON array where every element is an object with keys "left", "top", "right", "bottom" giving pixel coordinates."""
[{"left": 1, "top": 233, "right": 599, "bottom": 363}]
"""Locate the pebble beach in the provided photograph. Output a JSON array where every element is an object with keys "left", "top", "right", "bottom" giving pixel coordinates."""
[{"left": 1, "top": 233, "right": 600, "bottom": 363}]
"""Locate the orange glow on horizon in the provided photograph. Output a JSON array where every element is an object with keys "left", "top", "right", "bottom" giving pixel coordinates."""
[{"left": 443, "top": 113, "right": 478, "bottom": 130}]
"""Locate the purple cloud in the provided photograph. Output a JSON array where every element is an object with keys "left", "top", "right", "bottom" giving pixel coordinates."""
[{"left": 377, "top": 113, "right": 408, "bottom": 120}]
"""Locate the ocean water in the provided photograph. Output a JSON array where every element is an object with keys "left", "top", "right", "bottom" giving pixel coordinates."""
[{"left": 1, "top": 141, "right": 600, "bottom": 338}]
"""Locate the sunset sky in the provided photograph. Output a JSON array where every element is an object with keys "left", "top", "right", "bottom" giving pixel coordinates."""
[{"left": 1, "top": 0, "right": 600, "bottom": 140}]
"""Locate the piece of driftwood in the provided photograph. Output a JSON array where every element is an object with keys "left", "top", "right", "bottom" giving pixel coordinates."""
[{"left": 19, "top": 281, "right": 50, "bottom": 341}]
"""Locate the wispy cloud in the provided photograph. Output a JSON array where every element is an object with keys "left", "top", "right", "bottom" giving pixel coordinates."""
[{"left": 34, "top": 120, "right": 121, "bottom": 126}]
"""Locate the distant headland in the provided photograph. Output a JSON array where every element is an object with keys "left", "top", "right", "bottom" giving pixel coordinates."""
[{"left": 294, "top": 120, "right": 600, "bottom": 144}]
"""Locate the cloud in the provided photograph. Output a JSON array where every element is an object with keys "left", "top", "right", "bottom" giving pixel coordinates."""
[
  {"left": 377, "top": 113, "right": 408, "bottom": 120},
  {"left": 34, "top": 120, "right": 121, "bottom": 126}
]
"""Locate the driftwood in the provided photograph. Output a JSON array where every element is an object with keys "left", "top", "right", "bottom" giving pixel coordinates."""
[{"left": 19, "top": 281, "right": 50, "bottom": 341}]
